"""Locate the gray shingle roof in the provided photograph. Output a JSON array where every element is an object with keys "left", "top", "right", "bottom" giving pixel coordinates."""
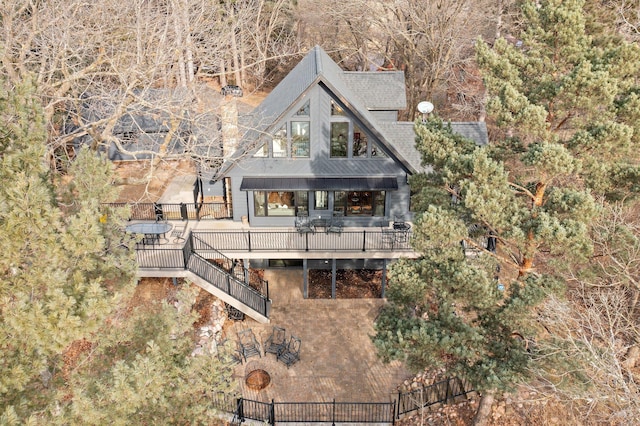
[
  {"left": 222, "top": 45, "right": 488, "bottom": 177},
  {"left": 380, "top": 121, "right": 489, "bottom": 173},
  {"left": 341, "top": 72, "right": 407, "bottom": 110}
]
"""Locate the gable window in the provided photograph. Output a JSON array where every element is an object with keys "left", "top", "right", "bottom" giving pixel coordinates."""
[
  {"left": 291, "top": 121, "right": 310, "bottom": 157},
  {"left": 330, "top": 122, "right": 348, "bottom": 157},
  {"left": 296, "top": 100, "right": 310, "bottom": 116},
  {"left": 331, "top": 100, "right": 345, "bottom": 116},
  {"left": 254, "top": 191, "right": 309, "bottom": 216},
  {"left": 253, "top": 143, "right": 268, "bottom": 157},
  {"left": 352, "top": 125, "right": 368, "bottom": 157},
  {"left": 272, "top": 126, "right": 288, "bottom": 157},
  {"left": 371, "top": 142, "right": 387, "bottom": 157}
]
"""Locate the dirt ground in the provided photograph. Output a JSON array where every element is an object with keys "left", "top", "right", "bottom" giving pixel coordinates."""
[
  {"left": 308, "top": 269, "right": 383, "bottom": 298},
  {"left": 113, "top": 158, "right": 195, "bottom": 202}
]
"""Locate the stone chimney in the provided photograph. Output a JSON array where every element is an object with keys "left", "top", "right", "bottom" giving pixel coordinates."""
[{"left": 220, "top": 96, "right": 239, "bottom": 159}]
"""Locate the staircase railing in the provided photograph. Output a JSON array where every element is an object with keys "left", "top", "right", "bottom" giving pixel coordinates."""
[
  {"left": 186, "top": 252, "right": 270, "bottom": 318},
  {"left": 135, "top": 231, "right": 270, "bottom": 318},
  {"left": 191, "top": 232, "right": 269, "bottom": 297}
]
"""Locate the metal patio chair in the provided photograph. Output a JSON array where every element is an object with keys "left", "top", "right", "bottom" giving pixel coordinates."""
[
  {"left": 277, "top": 335, "right": 301, "bottom": 368},
  {"left": 263, "top": 326, "right": 287, "bottom": 356},
  {"left": 326, "top": 211, "right": 343, "bottom": 234},
  {"left": 237, "top": 329, "right": 262, "bottom": 362},
  {"left": 295, "top": 213, "right": 315, "bottom": 234},
  {"left": 171, "top": 226, "right": 186, "bottom": 243}
]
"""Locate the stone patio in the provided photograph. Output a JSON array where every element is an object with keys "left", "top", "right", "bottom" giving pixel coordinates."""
[{"left": 226, "top": 269, "right": 412, "bottom": 404}]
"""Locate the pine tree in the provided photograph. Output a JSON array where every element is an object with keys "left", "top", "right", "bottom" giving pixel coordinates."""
[
  {"left": 0, "top": 78, "right": 235, "bottom": 424},
  {"left": 373, "top": 1, "right": 640, "bottom": 424},
  {"left": 0, "top": 77, "right": 137, "bottom": 420}
]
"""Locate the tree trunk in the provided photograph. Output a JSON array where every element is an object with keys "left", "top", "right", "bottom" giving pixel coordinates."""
[
  {"left": 473, "top": 391, "right": 495, "bottom": 426},
  {"left": 219, "top": 58, "right": 227, "bottom": 87}
]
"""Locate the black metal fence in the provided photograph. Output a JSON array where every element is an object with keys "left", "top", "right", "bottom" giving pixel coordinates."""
[
  {"left": 222, "top": 398, "right": 396, "bottom": 425},
  {"left": 215, "top": 377, "right": 473, "bottom": 425},
  {"left": 192, "top": 229, "right": 413, "bottom": 253},
  {"left": 106, "top": 202, "right": 232, "bottom": 221},
  {"left": 396, "top": 377, "right": 473, "bottom": 418}
]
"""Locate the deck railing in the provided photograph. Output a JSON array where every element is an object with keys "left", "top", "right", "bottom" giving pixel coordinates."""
[
  {"left": 135, "top": 246, "right": 186, "bottom": 269},
  {"left": 192, "top": 229, "right": 413, "bottom": 253},
  {"left": 106, "top": 202, "right": 232, "bottom": 221},
  {"left": 191, "top": 233, "right": 269, "bottom": 295}
]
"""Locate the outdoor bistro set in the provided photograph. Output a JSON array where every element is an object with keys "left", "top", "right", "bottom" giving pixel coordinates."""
[{"left": 236, "top": 326, "right": 301, "bottom": 369}]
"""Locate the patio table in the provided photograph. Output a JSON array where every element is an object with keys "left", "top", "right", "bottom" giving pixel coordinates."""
[{"left": 126, "top": 222, "right": 172, "bottom": 245}]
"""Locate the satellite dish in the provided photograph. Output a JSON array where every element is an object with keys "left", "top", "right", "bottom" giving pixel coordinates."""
[{"left": 417, "top": 101, "right": 434, "bottom": 114}]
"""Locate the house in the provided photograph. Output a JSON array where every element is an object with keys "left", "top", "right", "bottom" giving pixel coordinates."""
[
  {"left": 117, "top": 46, "right": 487, "bottom": 322},
  {"left": 194, "top": 45, "right": 488, "bottom": 295},
  {"left": 203, "top": 46, "right": 487, "bottom": 228}
]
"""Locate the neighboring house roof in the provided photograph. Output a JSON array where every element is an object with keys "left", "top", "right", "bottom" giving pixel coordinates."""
[
  {"left": 69, "top": 88, "right": 224, "bottom": 161},
  {"left": 217, "top": 45, "right": 488, "bottom": 178}
]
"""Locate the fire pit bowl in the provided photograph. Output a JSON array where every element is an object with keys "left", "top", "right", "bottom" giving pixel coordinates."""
[{"left": 245, "top": 369, "right": 271, "bottom": 391}]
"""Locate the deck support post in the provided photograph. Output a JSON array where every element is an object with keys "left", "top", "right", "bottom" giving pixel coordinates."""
[
  {"left": 331, "top": 259, "right": 337, "bottom": 299},
  {"left": 381, "top": 258, "right": 388, "bottom": 298},
  {"left": 303, "top": 258, "right": 308, "bottom": 299}
]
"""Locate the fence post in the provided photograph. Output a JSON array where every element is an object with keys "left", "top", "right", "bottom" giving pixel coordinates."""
[
  {"left": 332, "top": 398, "right": 336, "bottom": 426},
  {"left": 237, "top": 397, "right": 244, "bottom": 422},
  {"left": 397, "top": 390, "right": 401, "bottom": 419},
  {"left": 270, "top": 399, "right": 275, "bottom": 425},
  {"left": 392, "top": 400, "right": 397, "bottom": 425},
  {"left": 362, "top": 230, "right": 366, "bottom": 251},
  {"left": 445, "top": 378, "right": 451, "bottom": 403},
  {"left": 247, "top": 231, "right": 252, "bottom": 252}
]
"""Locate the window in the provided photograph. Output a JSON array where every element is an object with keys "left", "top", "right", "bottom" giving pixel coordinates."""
[
  {"left": 330, "top": 122, "right": 348, "bottom": 157},
  {"left": 254, "top": 191, "right": 309, "bottom": 217},
  {"left": 334, "top": 191, "right": 346, "bottom": 215},
  {"left": 352, "top": 125, "right": 368, "bottom": 157},
  {"left": 254, "top": 191, "right": 267, "bottom": 216},
  {"left": 371, "top": 142, "right": 387, "bottom": 157},
  {"left": 272, "top": 126, "right": 287, "bottom": 157},
  {"left": 315, "top": 191, "right": 328, "bottom": 210},
  {"left": 331, "top": 100, "right": 345, "bottom": 116},
  {"left": 291, "top": 121, "right": 310, "bottom": 157},
  {"left": 296, "top": 100, "right": 310, "bottom": 116},
  {"left": 374, "top": 191, "right": 386, "bottom": 216},
  {"left": 296, "top": 191, "right": 309, "bottom": 214},
  {"left": 253, "top": 143, "right": 267, "bottom": 157},
  {"left": 334, "top": 191, "right": 385, "bottom": 217}
]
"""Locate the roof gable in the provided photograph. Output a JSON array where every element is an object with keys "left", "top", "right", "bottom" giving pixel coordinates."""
[
  {"left": 230, "top": 46, "right": 415, "bottom": 174},
  {"left": 221, "top": 46, "right": 488, "bottom": 179}
]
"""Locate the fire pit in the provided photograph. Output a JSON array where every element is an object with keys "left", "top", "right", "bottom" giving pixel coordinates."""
[{"left": 245, "top": 369, "right": 271, "bottom": 391}]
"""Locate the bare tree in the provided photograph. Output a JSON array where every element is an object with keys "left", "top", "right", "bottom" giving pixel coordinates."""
[
  {"left": 0, "top": 0, "right": 297, "bottom": 185},
  {"left": 292, "top": 0, "right": 496, "bottom": 120},
  {"left": 525, "top": 203, "right": 640, "bottom": 424}
]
